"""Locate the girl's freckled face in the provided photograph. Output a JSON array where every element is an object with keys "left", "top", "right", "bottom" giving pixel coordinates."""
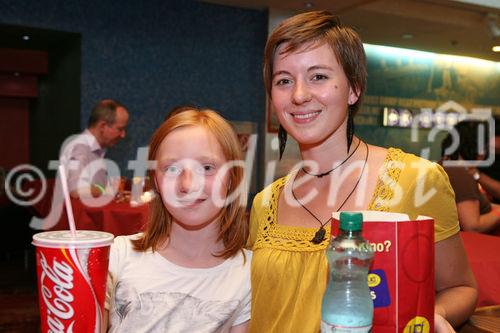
[{"left": 155, "top": 125, "right": 229, "bottom": 228}]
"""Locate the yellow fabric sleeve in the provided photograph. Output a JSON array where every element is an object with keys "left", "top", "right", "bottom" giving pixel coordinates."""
[{"left": 393, "top": 153, "right": 460, "bottom": 242}]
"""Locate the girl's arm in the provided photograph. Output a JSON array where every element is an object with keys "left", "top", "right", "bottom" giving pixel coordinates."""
[
  {"left": 435, "top": 233, "right": 477, "bottom": 329},
  {"left": 230, "top": 320, "right": 249, "bottom": 333}
]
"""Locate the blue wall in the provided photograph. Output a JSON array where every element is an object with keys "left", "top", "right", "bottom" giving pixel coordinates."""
[{"left": 1, "top": 0, "right": 268, "bottom": 174}]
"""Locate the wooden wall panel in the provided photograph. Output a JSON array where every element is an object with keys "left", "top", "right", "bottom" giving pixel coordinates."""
[
  {"left": 0, "top": 48, "right": 48, "bottom": 74},
  {"left": 0, "top": 75, "right": 37, "bottom": 98},
  {"left": 0, "top": 98, "right": 30, "bottom": 169}
]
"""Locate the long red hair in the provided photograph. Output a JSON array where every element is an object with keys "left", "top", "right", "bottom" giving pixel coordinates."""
[{"left": 132, "top": 108, "right": 248, "bottom": 259}]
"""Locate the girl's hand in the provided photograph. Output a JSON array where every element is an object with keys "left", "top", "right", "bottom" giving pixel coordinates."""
[{"left": 435, "top": 313, "right": 456, "bottom": 333}]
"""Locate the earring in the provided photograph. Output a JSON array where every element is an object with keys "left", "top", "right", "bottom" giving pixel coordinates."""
[
  {"left": 278, "top": 125, "right": 287, "bottom": 160},
  {"left": 346, "top": 108, "right": 354, "bottom": 153}
]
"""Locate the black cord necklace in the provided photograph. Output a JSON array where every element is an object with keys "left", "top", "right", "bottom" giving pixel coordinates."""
[
  {"left": 302, "top": 139, "right": 361, "bottom": 178},
  {"left": 291, "top": 141, "right": 369, "bottom": 244}
]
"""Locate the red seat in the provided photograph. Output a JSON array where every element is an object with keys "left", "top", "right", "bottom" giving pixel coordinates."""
[{"left": 460, "top": 231, "right": 500, "bottom": 307}]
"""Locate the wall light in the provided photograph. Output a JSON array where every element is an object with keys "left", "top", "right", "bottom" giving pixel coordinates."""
[
  {"left": 433, "top": 111, "right": 446, "bottom": 127},
  {"left": 382, "top": 107, "right": 400, "bottom": 126},
  {"left": 419, "top": 108, "right": 433, "bottom": 128},
  {"left": 382, "top": 108, "right": 414, "bottom": 128},
  {"left": 445, "top": 112, "right": 460, "bottom": 127},
  {"left": 399, "top": 109, "right": 413, "bottom": 127},
  {"left": 382, "top": 107, "right": 464, "bottom": 129}
]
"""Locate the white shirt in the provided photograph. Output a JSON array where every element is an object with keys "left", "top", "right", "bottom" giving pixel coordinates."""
[
  {"left": 59, "top": 129, "right": 107, "bottom": 192},
  {"left": 105, "top": 234, "right": 252, "bottom": 333}
]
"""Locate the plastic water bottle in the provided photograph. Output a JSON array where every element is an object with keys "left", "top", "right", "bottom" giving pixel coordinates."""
[{"left": 321, "top": 212, "right": 374, "bottom": 333}]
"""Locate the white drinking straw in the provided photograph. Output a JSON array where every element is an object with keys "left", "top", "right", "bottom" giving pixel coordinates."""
[{"left": 58, "top": 164, "right": 77, "bottom": 237}]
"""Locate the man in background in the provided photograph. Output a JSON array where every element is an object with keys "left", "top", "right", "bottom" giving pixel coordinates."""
[
  {"left": 60, "top": 99, "right": 129, "bottom": 198},
  {"left": 442, "top": 120, "right": 500, "bottom": 233}
]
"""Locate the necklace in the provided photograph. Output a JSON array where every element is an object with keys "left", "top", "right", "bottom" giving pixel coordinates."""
[
  {"left": 302, "top": 139, "right": 361, "bottom": 178},
  {"left": 291, "top": 141, "right": 369, "bottom": 244}
]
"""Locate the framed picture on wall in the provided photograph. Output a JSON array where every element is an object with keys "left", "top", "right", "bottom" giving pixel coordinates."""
[
  {"left": 267, "top": 99, "right": 279, "bottom": 133},
  {"left": 229, "top": 120, "right": 258, "bottom": 194}
]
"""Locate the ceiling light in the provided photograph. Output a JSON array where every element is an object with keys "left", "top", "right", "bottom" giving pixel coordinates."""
[
  {"left": 493, "top": 45, "right": 500, "bottom": 52},
  {"left": 364, "top": 43, "right": 498, "bottom": 69},
  {"left": 22, "top": 35, "right": 30, "bottom": 41}
]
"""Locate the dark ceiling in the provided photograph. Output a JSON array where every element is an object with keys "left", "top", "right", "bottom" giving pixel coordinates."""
[
  {"left": 203, "top": 0, "right": 500, "bottom": 62},
  {"left": 0, "top": 25, "right": 78, "bottom": 51}
]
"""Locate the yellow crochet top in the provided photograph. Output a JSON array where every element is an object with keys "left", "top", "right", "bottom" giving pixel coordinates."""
[{"left": 247, "top": 148, "right": 459, "bottom": 333}]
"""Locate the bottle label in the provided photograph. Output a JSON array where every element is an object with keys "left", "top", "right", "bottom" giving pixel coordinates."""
[{"left": 320, "top": 321, "right": 372, "bottom": 333}]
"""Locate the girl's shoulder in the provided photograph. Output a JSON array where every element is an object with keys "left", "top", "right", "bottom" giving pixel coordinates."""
[
  {"left": 384, "top": 147, "right": 445, "bottom": 177},
  {"left": 251, "top": 175, "right": 289, "bottom": 210},
  {"left": 241, "top": 248, "right": 253, "bottom": 257},
  {"left": 111, "top": 233, "right": 144, "bottom": 258},
  {"left": 380, "top": 147, "right": 451, "bottom": 194},
  {"left": 112, "top": 233, "right": 143, "bottom": 248},
  {"left": 230, "top": 248, "right": 253, "bottom": 268}
]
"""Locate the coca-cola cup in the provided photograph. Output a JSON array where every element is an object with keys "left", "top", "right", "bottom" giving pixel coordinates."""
[{"left": 32, "top": 230, "right": 114, "bottom": 333}]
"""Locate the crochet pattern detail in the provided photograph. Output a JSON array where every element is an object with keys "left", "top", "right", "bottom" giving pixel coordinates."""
[
  {"left": 367, "top": 147, "right": 405, "bottom": 212},
  {"left": 253, "top": 176, "right": 330, "bottom": 252},
  {"left": 253, "top": 147, "right": 405, "bottom": 252}
]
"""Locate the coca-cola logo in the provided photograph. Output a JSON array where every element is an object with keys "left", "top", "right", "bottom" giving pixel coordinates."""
[{"left": 40, "top": 252, "right": 76, "bottom": 333}]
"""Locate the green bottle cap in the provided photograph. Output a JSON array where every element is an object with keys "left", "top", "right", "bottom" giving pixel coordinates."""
[{"left": 339, "top": 212, "right": 363, "bottom": 231}]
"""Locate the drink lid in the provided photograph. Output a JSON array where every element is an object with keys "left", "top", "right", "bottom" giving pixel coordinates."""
[
  {"left": 339, "top": 211, "right": 363, "bottom": 231},
  {"left": 32, "top": 230, "right": 114, "bottom": 249}
]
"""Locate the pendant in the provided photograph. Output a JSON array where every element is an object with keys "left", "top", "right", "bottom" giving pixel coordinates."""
[{"left": 311, "top": 227, "right": 326, "bottom": 244}]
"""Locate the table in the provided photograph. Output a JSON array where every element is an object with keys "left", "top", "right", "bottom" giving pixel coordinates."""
[
  {"left": 35, "top": 197, "right": 149, "bottom": 236},
  {"left": 26, "top": 179, "right": 149, "bottom": 236},
  {"left": 68, "top": 198, "right": 149, "bottom": 236},
  {"left": 459, "top": 305, "right": 500, "bottom": 333},
  {"left": 460, "top": 231, "right": 500, "bottom": 307}
]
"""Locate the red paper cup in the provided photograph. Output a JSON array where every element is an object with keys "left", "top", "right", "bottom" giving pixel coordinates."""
[{"left": 32, "top": 230, "right": 114, "bottom": 333}]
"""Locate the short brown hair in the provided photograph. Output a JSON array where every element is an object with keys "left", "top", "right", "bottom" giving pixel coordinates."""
[
  {"left": 263, "top": 10, "right": 367, "bottom": 115},
  {"left": 132, "top": 107, "right": 248, "bottom": 259}
]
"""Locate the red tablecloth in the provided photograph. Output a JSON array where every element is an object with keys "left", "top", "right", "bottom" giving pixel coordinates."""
[
  {"left": 460, "top": 231, "right": 500, "bottom": 307},
  {"left": 35, "top": 198, "right": 149, "bottom": 236},
  {"left": 26, "top": 179, "right": 149, "bottom": 236},
  {"left": 69, "top": 198, "right": 149, "bottom": 236}
]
